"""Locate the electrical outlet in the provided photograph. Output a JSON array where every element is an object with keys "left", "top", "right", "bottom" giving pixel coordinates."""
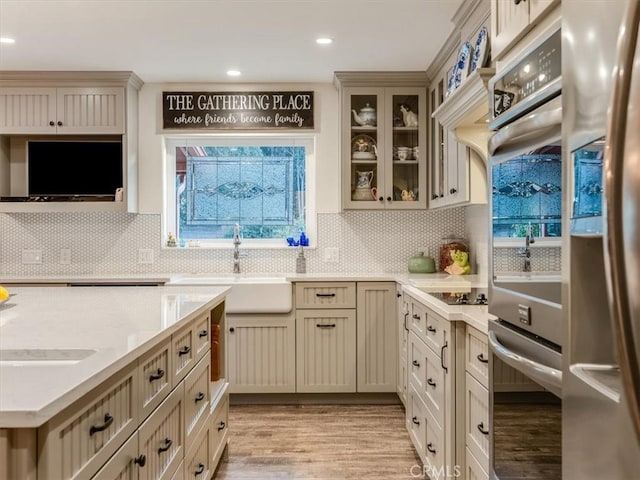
[
  {"left": 59, "top": 248, "right": 71, "bottom": 265},
  {"left": 323, "top": 247, "right": 340, "bottom": 263},
  {"left": 22, "top": 249, "right": 43, "bottom": 264},
  {"left": 138, "top": 249, "right": 154, "bottom": 264}
]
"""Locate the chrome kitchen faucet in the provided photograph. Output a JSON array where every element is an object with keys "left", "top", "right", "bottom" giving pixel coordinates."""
[
  {"left": 233, "top": 223, "right": 241, "bottom": 273},
  {"left": 517, "top": 223, "right": 535, "bottom": 272}
]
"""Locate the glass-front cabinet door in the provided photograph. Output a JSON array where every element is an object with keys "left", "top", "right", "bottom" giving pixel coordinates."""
[{"left": 340, "top": 84, "right": 426, "bottom": 210}]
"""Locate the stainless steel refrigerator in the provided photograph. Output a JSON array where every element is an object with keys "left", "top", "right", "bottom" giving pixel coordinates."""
[{"left": 563, "top": 1, "right": 640, "bottom": 478}]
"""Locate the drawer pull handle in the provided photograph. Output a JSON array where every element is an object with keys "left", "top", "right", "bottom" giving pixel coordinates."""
[
  {"left": 195, "top": 392, "right": 205, "bottom": 403},
  {"left": 441, "top": 341, "right": 448, "bottom": 373},
  {"left": 412, "top": 314, "right": 421, "bottom": 320},
  {"left": 315, "top": 293, "right": 336, "bottom": 297},
  {"left": 412, "top": 360, "right": 420, "bottom": 367},
  {"left": 198, "top": 329, "right": 208, "bottom": 338},
  {"left": 316, "top": 323, "right": 336, "bottom": 328},
  {"left": 412, "top": 416, "right": 420, "bottom": 425},
  {"left": 427, "top": 443, "right": 437, "bottom": 454},
  {"left": 477, "top": 422, "right": 490, "bottom": 435},
  {"left": 477, "top": 353, "right": 489, "bottom": 364},
  {"left": 426, "top": 378, "right": 436, "bottom": 388},
  {"left": 158, "top": 437, "right": 173, "bottom": 454},
  {"left": 427, "top": 325, "right": 436, "bottom": 333},
  {"left": 403, "top": 312, "right": 409, "bottom": 332},
  {"left": 89, "top": 413, "right": 113, "bottom": 436},
  {"left": 195, "top": 463, "right": 205, "bottom": 475},
  {"left": 218, "top": 421, "right": 226, "bottom": 431},
  {"left": 149, "top": 368, "right": 165, "bottom": 382},
  {"left": 134, "top": 454, "right": 146, "bottom": 467},
  {"left": 178, "top": 345, "right": 191, "bottom": 356}
]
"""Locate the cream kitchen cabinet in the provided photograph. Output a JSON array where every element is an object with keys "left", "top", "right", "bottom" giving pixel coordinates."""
[
  {"left": 334, "top": 72, "right": 427, "bottom": 210},
  {"left": 0, "top": 87, "right": 125, "bottom": 134},
  {"left": 405, "top": 293, "right": 456, "bottom": 477},
  {"left": 490, "top": 0, "right": 559, "bottom": 60},
  {"left": 397, "top": 285, "right": 409, "bottom": 406},
  {"left": 356, "top": 282, "right": 397, "bottom": 392},
  {"left": 226, "top": 312, "right": 296, "bottom": 393},
  {"left": 2, "top": 303, "right": 228, "bottom": 480}
]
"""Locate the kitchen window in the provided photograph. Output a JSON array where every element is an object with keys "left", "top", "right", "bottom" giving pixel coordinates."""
[{"left": 165, "top": 136, "right": 315, "bottom": 247}]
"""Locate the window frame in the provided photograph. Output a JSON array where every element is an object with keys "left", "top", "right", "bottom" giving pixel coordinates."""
[{"left": 164, "top": 134, "right": 316, "bottom": 249}]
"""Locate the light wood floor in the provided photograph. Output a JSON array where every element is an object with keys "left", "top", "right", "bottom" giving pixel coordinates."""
[{"left": 213, "top": 403, "right": 424, "bottom": 479}]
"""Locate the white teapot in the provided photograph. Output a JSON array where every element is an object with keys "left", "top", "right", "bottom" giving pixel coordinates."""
[{"left": 352, "top": 104, "right": 377, "bottom": 126}]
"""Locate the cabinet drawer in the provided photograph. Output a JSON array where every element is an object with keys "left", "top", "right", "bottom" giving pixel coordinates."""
[
  {"left": 138, "top": 382, "right": 184, "bottom": 480},
  {"left": 184, "top": 418, "right": 212, "bottom": 480},
  {"left": 465, "top": 373, "right": 490, "bottom": 473},
  {"left": 91, "top": 431, "right": 139, "bottom": 480},
  {"left": 193, "top": 311, "right": 211, "bottom": 364},
  {"left": 407, "top": 383, "right": 429, "bottom": 465},
  {"left": 37, "top": 362, "right": 138, "bottom": 480},
  {"left": 210, "top": 393, "right": 229, "bottom": 467},
  {"left": 465, "top": 326, "right": 489, "bottom": 388},
  {"left": 295, "top": 282, "right": 356, "bottom": 309},
  {"left": 423, "top": 404, "right": 445, "bottom": 480},
  {"left": 172, "top": 323, "right": 197, "bottom": 386},
  {"left": 408, "top": 332, "right": 444, "bottom": 425},
  {"left": 465, "top": 446, "right": 489, "bottom": 480},
  {"left": 139, "top": 337, "right": 172, "bottom": 420},
  {"left": 184, "top": 355, "right": 211, "bottom": 453},
  {"left": 423, "top": 308, "right": 446, "bottom": 354}
]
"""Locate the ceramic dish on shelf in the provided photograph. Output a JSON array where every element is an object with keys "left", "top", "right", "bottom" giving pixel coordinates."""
[
  {"left": 453, "top": 41, "right": 472, "bottom": 89},
  {"left": 351, "top": 134, "right": 377, "bottom": 160},
  {"left": 445, "top": 65, "right": 456, "bottom": 98},
  {"left": 470, "top": 26, "right": 489, "bottom": 72}
]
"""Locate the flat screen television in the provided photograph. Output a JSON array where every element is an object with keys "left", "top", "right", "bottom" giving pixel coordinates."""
[{"left": 27, "top": 140, "right": 123, "bottom": 197}]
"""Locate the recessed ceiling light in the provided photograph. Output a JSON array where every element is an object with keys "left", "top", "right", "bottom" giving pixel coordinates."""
[
  {"left": 316, "top": 37, "right": 333, "bottom": 45},
  {"left": 0, "top": 37, "right": 16, "bottom": 44},
  {"left": 227, "top": 70, "right": 241, "bottom": 77}
]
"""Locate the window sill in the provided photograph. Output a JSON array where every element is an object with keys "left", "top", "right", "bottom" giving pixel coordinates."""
[{"left": 162, "top": 242, "right": 315, "bottom": 250}]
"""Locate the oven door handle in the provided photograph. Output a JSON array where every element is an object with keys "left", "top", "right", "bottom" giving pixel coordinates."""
[
  {"left": 488, "top": 331, "right": 562, "bottom": 397},
  {"left": 488, "top": 106, "right": 562, "bottom": 157}
]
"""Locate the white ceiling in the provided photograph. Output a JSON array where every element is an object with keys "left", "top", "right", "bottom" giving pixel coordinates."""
[{"left": 0, "top": 0, "right": 462, "bottom": 84}]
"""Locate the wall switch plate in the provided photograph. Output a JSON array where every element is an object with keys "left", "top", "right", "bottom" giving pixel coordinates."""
[
  {"left": 323, "top": 247, "right": 340, "bottom": 263},
  {"left": 59, "top": 248, "right": 71, "bottom": 265},
  {"left": 22, "top": 249, "right": 43, "bottom": 264},
  {"left": 138, "top": 249, "right": 154, "bottom": 264}
]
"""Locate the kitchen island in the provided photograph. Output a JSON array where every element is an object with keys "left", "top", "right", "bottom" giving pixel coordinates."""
[{"left": 0, "top": 285, "right": 230, "bottom": 480}]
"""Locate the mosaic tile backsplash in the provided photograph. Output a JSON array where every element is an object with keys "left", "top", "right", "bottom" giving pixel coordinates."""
[{"left": 0, "top": 208, "right": 482, "bottom": 276}]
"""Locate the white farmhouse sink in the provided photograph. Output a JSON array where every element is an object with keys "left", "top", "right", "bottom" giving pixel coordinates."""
[{"left": 167, "top": 275, "right": 292, "bottom": 314}]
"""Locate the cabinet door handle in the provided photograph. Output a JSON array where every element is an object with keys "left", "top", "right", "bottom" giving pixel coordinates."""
[
  {"left": 397, "top": 292, "right": 402, "bottom": 298},
  {"left": 378, "top": 196, "right": 384, "bottom": 201},
  {"left": 412, "top": 359, "right": 420, "bottom": 367},
  {"left": 439, "top": 194, "right": 444, "bottom": 198},
  {"left": 134, "top": 454, "right": 146, "bottom": 467},
  {"left": 477, "top": 353, "right": 489, "bottom": 364},
  {"left": 198, "top": 329, "right": 208, "bottom": 338},
  {"left": 386, "top": 196, "right": 392, "bottom": 202},
  {"left": 426, "top": 378, "right": 436, "bottom": 388},
  {"left": 57, "top": 120, "right": 63, "bottom": 126},
  {"left": 315, "top": 293, "right": 336, "bottom": 297},
  {"left": 49, "top": 121, "right": 55, "bottom": 126},
  {"left": 403, "top": 312, "right": 409, "bottom": 332},
  {"left": 427, "top": 443, "right": 437, "bottom": 454},
  {"left": 89, "top": 413, "right": 113, "bottom": 436},
  {"left": 432, "top": 194, "right": 439, "bottom": 200},
  {"left": 218, "top": 421, "right": 226, "bottom": 431},
  {"left": 149, "top": 368, "right": 165, "bottom": 382},
  {"left": 195, "top": 463, "right": 206, "bottom": 475},
  {"left": 316, "top": 323, "right": 336, "bottom": 328},
  {"left": 412, "top": 416, "right": 420, "bottom": 425},
  {"left": 477, "top": 422, "right": 490, "bottom": 435},
  {"left": 441, "top": 341, "right": 448, "bottom": 373},
  {"left": 158, "top": 437, "right": 173, "bottom": 454},
  {"left": 427, "top": 325, "right": 436, "bottom": 333},
  {"left": 178, "top": 345, "right": 191, "bottom": 356},
  {"left": 229, "top": 327, "right": 235, "bottom": 333},
  {"left": 194, "top": 391, "right": 205, "bottom": 403},
  {"left": 449, "top": 188, "right": 457, "bottom": 194}
]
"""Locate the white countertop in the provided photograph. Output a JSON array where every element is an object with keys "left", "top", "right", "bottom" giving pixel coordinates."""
[{"left": 0, "top": 285, "right": 229, "bottom": 428}]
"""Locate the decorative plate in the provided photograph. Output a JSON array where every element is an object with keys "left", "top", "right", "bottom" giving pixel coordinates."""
[
  {"left": 470, "top": 26, "right": 489, "bottom": 72},
  {"left": 351, "top": 134, "right": 377, "bottom": 160},
  {"left": 445, "top": 65, "right": 456, "bottom": 98},
  {"left": 453, "top": 41, "right": 472, "bottom": 89}
]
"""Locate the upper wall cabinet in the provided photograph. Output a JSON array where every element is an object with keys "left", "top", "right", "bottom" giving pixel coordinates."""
[
  {"left": 334, "top": 72, "right": 427, "bottom": 210},
  {"left": 0, "top": 87, "right": 125, "bottom": 135},
  {"left": 0, "top": 71, "right": 142, "bottom": 213},
  {"left": 491, "top": 0, "right": 559, "bottom": 60}
]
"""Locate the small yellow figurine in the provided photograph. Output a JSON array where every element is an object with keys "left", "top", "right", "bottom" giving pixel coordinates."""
[
  {"left": 167, "top": 233, "right": 177, "bottom": 247},
  {"left": 444, "top": 250, "right": 471, "bottom": 275}
]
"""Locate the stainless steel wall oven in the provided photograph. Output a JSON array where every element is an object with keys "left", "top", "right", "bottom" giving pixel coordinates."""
[{"left": 487, "top": 22, "right": 563, "bottom": 480}]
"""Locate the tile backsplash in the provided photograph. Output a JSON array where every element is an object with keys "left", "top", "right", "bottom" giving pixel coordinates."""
[{"left": 0, "top": 208, "right": 476, "bottom": 276}]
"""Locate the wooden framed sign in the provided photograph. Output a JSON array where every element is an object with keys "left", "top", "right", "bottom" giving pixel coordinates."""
[{"left": 163, "top": 91, "right": 314, "bottom": 129}]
